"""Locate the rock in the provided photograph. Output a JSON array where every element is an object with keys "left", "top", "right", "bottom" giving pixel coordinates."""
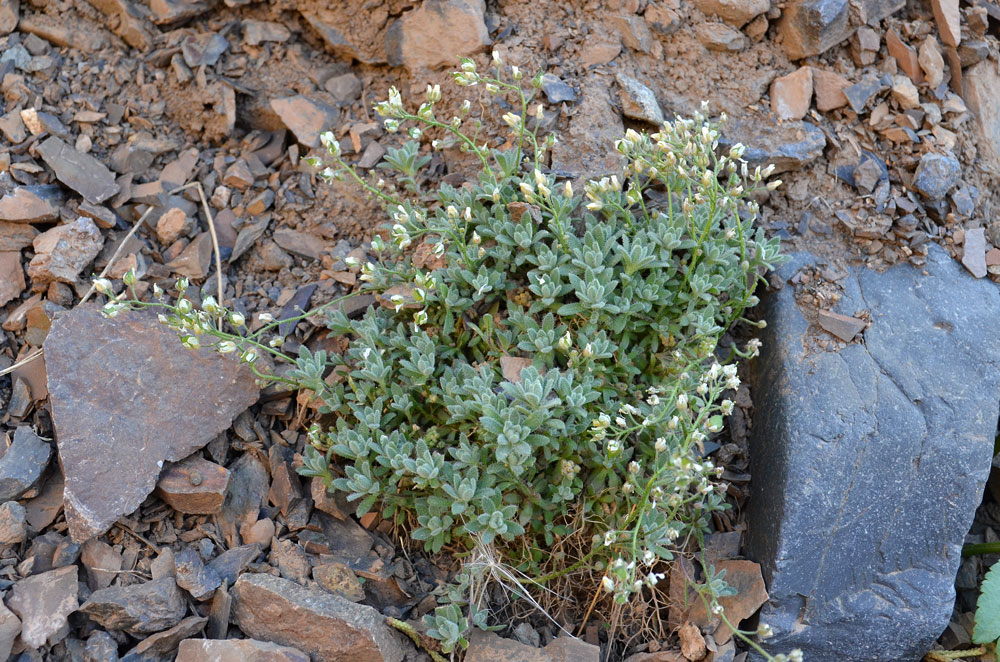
[
  {"left": 689, "top": 560, "right": 767, "bottom": 643},
  {"left": 273, "top": 538, "right": 312, "bottom": 584},
  {"left": 177, "top": 638, "right": 309, "bottom": 662},
  {"left": 206, "top": 543, "right": 261, "bottom": 586},
  {"left": 175, "top": 546, "right": 222, "bottom": 600},
  {"left": 962, "top": 227, "right": 988, "bottom": 279},
  {"left": 36, "top": 136, "right": 119, "bottom": 204},
  {"left": 85, "top": 631, "right": 119, "bottom": 662},
  {"left": 0, "top": 0, "right": 17, "bottom": 35},
  {"left": 540, "top": 74, "right": 576, "bottom": 104},
  {"left": 273, "top": 228, "right": 323, "bottom": 261},
  {"left": 465, "top": 630, "right": 599, "bottom": 662},
  {"left": 110, "top": 143, "right": 154, "bottom": 174},
  {"left": 166, "top": 232, "right": 213, "bottom": 279},
  {"left": 0, "top": 602, "right": 21, "bottom": 661},
  {"left": 608, "top": 14, "right": 655, "bottom": 52},
  {"left": 770, "top": 67, "right": 813, "bottom": 121},
  {"left": 963, "top": 61, "right": 1000, "bottom": 175},
  {"left": 777, "top": 0, "right": 849, "bottom": 59},
  {"left": 258, "top": 240, "right": 293, "bottom": 272},
  {"left": 6, "top": 566, "right": 78, "bottom": 648},
  {"left": 0, "top": 426, "right": 52, "bottom": 501},
  {"left": 817, "top": 310, "right": 866, "bottom": 341},
  {"left": 0, "top": 109, "right": 26, "bottom": 144},
  {"left": 325, "top": 73, "right": 362, "bottom": 105},
  {"left": 156, "top": 455, "right": 230, "bottom": 514},
  {"left": 269, "top": 96, "right": 340, "bottom": 149},
  {"left": 23, "top": 469, "right": 63, "bottom": 530},
  {"left": 911, "top": 152, "right": 961, "bottom": 200},
  {"left": 313, "top": 563, "right": 365, "bottom": 602},
  {"left": 931, "top": 0, "right": 960, "bottom": 47},
  {"left": 385, "top": 0, "right": 489, "bottom": 72},
  {"left": 0, "top": 251, "right": 25, "bottom": 307},
  {"left": 77, "top": 201, "right": 117, "bottom": 230},
  {"left": 160, "top": 148, "right": 200, "bottom": 190},
  {"left": 695, "top": 22, "right": 748, "bottom": 51},
  {"left": 0, "top": 185, "right": 63, "bottom": 223},
  {"left": 81, "top": 539, "right": 123, "bottom": 590},
  {"left": 887, "top": 29, "right": 922, "bottom": 83},
  {"left": 86, "top": 0, "right": 153, "bottom": 51},
  {"left": 617, "top": 73, "right": 664, "bottom": 125},
  {"left": 80, "top": 577, "right": 187, "bottom": 634},
  {"left": 243, "top": 19, "right": 291, "bottom": 45},
  {"left": 0, "top": 500, "right": 26, "bottom": 544},
  {"left": 44, "top": 306, "right": 259, "bottom": 541},
  {"left": 147, "top": 0, "right": 216, "bottom": 24},
  {"left": 121, "top": 615, "right": 207, "bottom": 659},
  {"left": 223, "top": 160, "right": 254, "bottom": 190},
  {"left": 242, "top": 518, "right": 275, "bottom": 547},
  {"left": 693, "top": 0, "right": 769, "bottom": 26},
  {"left": 679, "top": 622, "right": 707, "bottom": 661},
  {"left": 550, "top": 79, "right": 624, "bottom": 183},
  {"left": 27, "top": 216, "right": 104, "bottom": 286},
  {"left": 246, "top": 189, "right": 275, "bottom": 215},
  {"left": 218, "top": 452, "right": 268, "bottom": 548},
  {"left": 579, "top": 39, "right": 622, "bottom": 68},
  {"left": 919, "top": 36, "right": 945, "bottom": 88},
  {"left": 890, "top": 75, "right": 920, "bottom": 109},
  {"left": 181, "top": 32, "right": 228, "bottom": 67},
  {"left": 18, "top": 13, "right": 109, "bottom": 51},
  {"left": 747, "top": 245, "right": 1000, "bottom": 662},
  {"left": 843, "top": 73, "right": 890, "bottom": 114},
  {"left": 231, "top": 573, "right": 407, "bottom": 662},
  {"left": 156, "top": 207, "right": 193, "bottom": 246},
  {"left": 0, "top": 223, "right": 38, "bottom": 252},
  {"left": 720, "top": 117, "right": 826, "bottom": 174}
]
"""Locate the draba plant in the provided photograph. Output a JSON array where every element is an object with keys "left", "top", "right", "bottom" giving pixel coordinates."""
[{"left": 107, "top": 56, "right": 789, "bottom": 657}]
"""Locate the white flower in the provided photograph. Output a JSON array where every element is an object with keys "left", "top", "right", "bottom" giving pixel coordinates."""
[
  {"left": 217, "top": 340, "right": 237, "bottom": 354},
  {"left": 721, "top": 399, "right": 734, "bottom": 416},
  {"left": 615, "top": 416, "right": 627, "bottom": 428},
  {"left": 93, "top": 278, "right": 113, "bottom": 295},
  {"left": 502, "top": 112, "right": 522, "bottom": 129},
  {"left": 756, "top": 624, "right": 774, "bottom": 639},
  {"left": 181, "top": 335, "right": 200, "bottom": 349},
  {"left": 177, "top": 299, "right": 193, "bottom": 314},
  {"left": 628, "top": 461, "right": 641, "bottom": 474},
  {"left": 789, "top": 649, "right": 803, "bottom": 662},
  {"left": 201, "top": 296, "right": 219, "bottom": 314},
  {"left": 655, "top": 437, "right": 667, "bottom": 453},
  {"left": 157, "top": 314, "right": 168, "bottom": 324},
  {"left": 603, "top": 530, "right": 617, "bottom": 546},
  {"left": 229, "top": 312, "right": 246, "bottom": 327},
  {"left": 269, "top": 337, "right": 283, "bottom": 348},
  {"left": 258, "top": 313, "right": 274, "bottom": 323},
  {"left": 344, "top": 256, "right": 361, "bottom": 267},
  {"left": 564, "top": 180, "right": 573, "bottom": 197},
  {"left": 677, "top": 393, "right": 689, "bottom": 410},
  {"left": 241, "top": 350, "right": 257, "bottom": 364},
  {"left": 601, "top": 576, "right": 614, "bottom": 593}
]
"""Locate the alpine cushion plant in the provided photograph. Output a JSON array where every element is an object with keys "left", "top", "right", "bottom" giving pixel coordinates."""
[{"left": 106, "top": 55, "right": 787, "bottom": 655}]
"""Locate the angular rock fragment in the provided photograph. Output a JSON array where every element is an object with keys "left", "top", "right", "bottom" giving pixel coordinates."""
[
  {"left": 608, "top": 14, "right": 655, "bottom": 52},
  {"left": 0, "top": 0, "right": 17, "bottom": 36},
  {"left": 27, "top": 216, "right": 104, "bottom": 286},
  {"left": 85, "top": 0, "right": 153, "bottom": 50},
  {"left": 6, "top": 565, "right": 78, "bottom": 648},
  {"left": 18, "top": 14, "right": 108, "bottom": 51},
  {"left": 177, "top": 638, "right": 309, "bottom": 662},
  {"left": 911, "top": 152, "right": 961, "bottom": 200},
  {"left": 122, "top": 615, "right": 207, "bottom": 659},
  {"left": 748, "top": 245, "right": 1000, "bottom": 661},
  {"left": 0, "top": 501, "right": 26, "bottom": 544},
  {"left": 80, "top": 577, "right": 187, "bottom": 634},
  {"left": 961, "top": 227, "right": 987, "bottom": 279},
  {"left": 272, "top": 228, "right": 323, "bottom": 261},
  {"left": 385, "top": 0, "right": 489, "bottom": 72},
  {"left": 165, "top": 231, "right": 212, "bottom": 279},
  {"left": 817, "top": 309, "right": 866, "bottom": 341},
  {"left": 777, "top": 0, "right": 849, "bottom": 59},
  {"left": 243, "top": 19, "right": 291, "bottom": 45},
  {"left": 37, "top": 136, "right": 119, "bottom": 204},
  {"left": 0, "top": 185, "right": 63, "bottom": 223},
  {"left": 0, "top": 223, "right": 38, "bottom": 252},
  {"left": 721, "top": 117, "right": 826, "bottom": 173},
  {"left": 963, "top": 61, "right": 1000, "bottom": 175},
  {"left": 232, "top": 573, "right": 407, "bottom": 662},
  {"left": 887, "top": 29, "right": 922, "bottom": 83},
  {"left": 44, "top": 306, "right": 259, "bottom": 541},
  {"left": 617, "top": 73, "right": 664, "bottom": 125},
  {"left": 693, "top": 0, "right": 769, "bottom": 26},
  {"left": 0, "top": 251, "right": 25, "bottom": 307},
  {"left": 156, "top": 455, "right": 231, "bottom": 514},
  {"left": 540, "top": 74, "right": 576, "bottom": 104},
  {"left": 550, "top": 80, "right": 624, "bottom": 183},
  {"left": 770, "top": 67, "right": 813, "bottom": 120},
  {"left": 175, "top": 547, "right": 222, "bottom": 600},
  {"left": 0, "top": 602, "right": 20, "bottom": 661},
  {"left": 147, "top": 0, "right": 217, "bottom": 24},
  {"left": 270, "top": 96, "right": 340, "bottom": 148},
  {"left": 465, "top": 630, "right": 599, "bottom": 662},
  {"left": 0, "top": 426, "right": 52, "bottom": 501},
  {"left": 85, "top": 631, "right": 119, "bottom": 662},
  {"left": 81, "top": 539, "right": 123, "bottom": 590},
  {"left": 696, "top": 22, "right": 748, "bottom": 51},
  {"left": 301, "top": 11, "right": 386, "bottom": 64}
]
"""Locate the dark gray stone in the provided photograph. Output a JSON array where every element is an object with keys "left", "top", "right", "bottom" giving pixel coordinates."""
[
  {"left": 911, "top": 152, "right": 961, "bottom": 200},
  {"left": 720, "top": 118, "right": 826, "bottom": 174},
  {"left": 777, "top": 0, "right": 849, "bottom": 59},
  {"left": 84, "top": 631, "right": 119, "bottom": 662},
  {"left": 37, "top": 136, "right": 119, "bottom": 204},
  {"left": 843, "top": 73, "right": 891, "bottom": 114},
  {"left": 206, "top": 543, "right": 261, "bottom": 586},
  {"left": 79, "top": 577, "right": 187, "bottom": 635},
  {"left": 540, "top": 74, "right": 577, "bottom": 104},
  {"left": 0, "top": 426, "right": 52, "bottom": 501},
  {"left": 174, "top": 547, "right": 221, "bottom": 601},
  {"left": 747, "top": 244, "right": 1000, "bottom": 662}
]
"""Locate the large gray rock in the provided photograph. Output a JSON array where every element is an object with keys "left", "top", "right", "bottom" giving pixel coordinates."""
[
  {"left": 747, "top": 244, "right": 1000, "bottom": 662},
  {"left": 778, "top": 0, "right": 904, "bottom": 59}
]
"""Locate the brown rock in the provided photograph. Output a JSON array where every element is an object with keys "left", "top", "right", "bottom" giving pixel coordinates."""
[
  {"left": 314, "top": 563, "right": 365, "bottom": 602},
  {"left": 270, "top": 96, "right": 340, "bottom": 148},
  {"left": 177, "top": 638, "right": 309, "bottom": 662},
  {"left": 156, "top": 455, "right": 231, "bottom": 514},
  {"left": 0, "top": 108, "right": 26, "bottom": 144},
  {"left": 273, "top": 538, "right": 312, "bottom": 584},
  {"left": 0, "top": 0, "right": 17, "bottom": 35},
  {"left": 175, "top": 546, "right": 222, "bottom": 600},
  {"left": 986, "top": 247, "right": 1000, "bottom": 267},
  {"left": 81, "top": 538, "right": 123, "bottom": 590},
  {"left": 0, "top": 602, "right": 20, "bottom": 662},
  {"left": 962, "top": 227, "right": 988, "bottom": 278},
  {"left": 44, "top": 305, "right": 259, "bottom": 541},
  {"left": 300, "top": 10, "right": 387, "bottom": 65},
  {"left": 18, "top": 13, "right": 108, "bottom": 51},
  {"left": 770, "top": 67, "right": 813, "bottom": 120},
  {"left": 692, "top": 0, "right": 769, "bottom": 26},
  {"left": 0, "top": 251, "right": 25, "bottom": 307},
  {"left": 689, "top": 560, "right": 768, "bottom": 643},
  {"left": 465, "top": 630, "right": 599, "bottom": 662},
  {"left": 777, "top": 0, "right": 849, "bottom": 60},
  {"left": 385, "top": 0, "right": 489, "bottom": 72},
  {"left": 123, "top": 615, "right": 208, "bottom": 659},
  {"left": 27, "top": 216, "right": 104, "bottom": 286},
  {"left": 243, "top": 19, "right": 291, "bottom": 45},
  {"left": 0, "top": 501, "right": 26, "bottom": 544},
  {"left": 550, "top": 79, "right": 624, "bottom": 183},
  {"left": 223, "top": 160, "right": 254, "bottom": 189},
  {"left": 965, "top": 61, "right": 1000, "bottom": 175},
  {"left": 6, "top": 565, "right": 78, "bottom": 648},
  {"left": 242, "top": 518, "right": 275, "bottom": 547},
  {"left": 147, "top": 0, "right": 215, "bottom": 24},
  {"left": 231, "top": 572, "right": 407, "bottom": 662},
  {"left": 695, "top": 22, "right": 748, "bottom": 51},
  {"left": 77, "top": 200, "right": 117, "bottom": 229},
  {"left": 273, "top": 228, "right": 323, "bottom": 261},
  {"left": 890, "top": 75, "right": 920, "bottom": 110},
  {"left": 0, "top": 185, "right": 63, "bottom": 223},
  {"left": 85, "top": 0, "right": 153, "bottom": 50},
  {"left": 23, "top": 468, "right": 63, "bottom": 530},
  {"left": 500, "top": 356, "right": 533, "bottom": 383},
  {"left": 160, "top": 148, "right": 200, "bottom": 190},
  {"left": 579, "top": 39, "right": 622, "bottom": 68},
  {"left": 931, "top": 0, "right": 960, "bottom": 47},
  {"left": 219, "top": 453, "right": 268, "bottom": 548},
  {"left": 37, "top": 136, "right": 119, "bottom": 204},
  {"left": 0, "top": 222, "right": 38, "bottom": 252},
  {"left": 918, "top": 36, "right": 945, "bottom": 88},
  {"left": 679, "top": 622, "right": 707, "bottom": 661},
  {"left": 817, "top": 309, "right": 866, "bottom": 341},
  {"left": 886, "top": 29, "right": 922, "bottom": 83},
  {"left": 79, "top": 577, "right": 187, "bottom": 634},
  {"left": 156, "top": 207, "right": 193, "bottom": 246},
  {"left": 608, "top": 14, "right": 655, "bottom": 52},
  {"left": 166, "top": 231, "right": 213, "bottom": 279}
]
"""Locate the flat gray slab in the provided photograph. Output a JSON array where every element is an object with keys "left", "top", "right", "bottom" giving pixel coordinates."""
[{"left": 747, "top": 244, "right": 1000, "bottom": 662}]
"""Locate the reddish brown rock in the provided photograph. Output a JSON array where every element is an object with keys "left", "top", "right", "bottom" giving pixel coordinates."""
[
  {"left": 919, "top": 36, "right": 945, "bottom": 88},
  {"left": 607, "top": 14, "right": 655, "bottom": 52},
  {"left": 0, "top": 222, "right": 38, "bottom": 251},
  {"left": 313, "top": 563, "right": 365, "bottom": 602},
  {"left": 122, "top": 616, "right": 208, "bottom": 659},
  {"left": 156, "top": 207, "right": 193, "bottom": 246},
  {"left": 931, "top": 0, "right": 960, "bottom": 47},
  {"left": 818, "top": 309, "right": 867, "bottom": 341},
  {"left": 887, "top": 29, "right": 922, "bottom": 83},
  {"left": 156, "top": 455, "right": 231, "bottom": 514},
  {"left": 27, "top": 216, "right": 105, "bottom": 285},
  {"left": 0, "top": 0, "right": 17, "bottom": 35},
  {"left": 770, "top": 67, "right": 813, "bottom": 120},
  {"left": 0, "top": 251, "right": 25, "bottom": 307},
  {"left": 689, "top": 560, "right": 767, "bottom": 643},
  {"left": 6, "top": 566, "right": 78, "bottom": 649},
  {"left": 231, "top": 572, "right": 407, "bottom": 662},
  {"left": 692, "top": 0, "right": 769, "bottom": 26},
  {"left": 166, "top": 231, "right": 213, "bottom": 278},
  {"left": 0, "top": 602, "right": 20, "bottom": 661},
  {"left": 44, "top": 305, "right": 259, "bottom": 541},
  {"left": 81, "top": 538, "right": 123, "bottom": 590},
  {"left": 270, "top": 96, "right": 340, "bottom": 148},
  {"left": 37, "top": 136, "right": 119, "bottom": 204},
  {"left": 811, "top": 68, "right": 849, "bottom": 111},
  {"left": 273, "top": 228, "right": 323, "bottom": 261},
  {"left": 962, "top": 227, "right": 988, "bottom": 278},
  {"left": 385, "top": 0, "right": 489, "bottom": 72},
  {"left": 0, "top": 185, "right": 63, "bottom": 223},
  {"left": 86, "top": 0, "right": 154, "bottom": 50},
  {"left": 696, "top": 22, "right": 748, "bottom": 51},
  {"left": 465, "top": 630, "right": 599, "bottom": 662},
  {"left": 679, "top": 622, "right": 707, "bottom": 661},
  {"left": 177, "top": 638, "right": 309, "bottom": 662}
]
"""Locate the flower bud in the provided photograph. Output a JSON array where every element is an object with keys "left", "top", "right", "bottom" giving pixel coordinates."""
[{"left": 93, "top": 278, "right": 113, "bottom": 295}]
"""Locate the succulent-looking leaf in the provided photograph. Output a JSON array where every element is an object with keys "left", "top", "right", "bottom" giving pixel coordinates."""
[{"left": 973, "top": 562, "right": 1000, "bottom": 644}]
